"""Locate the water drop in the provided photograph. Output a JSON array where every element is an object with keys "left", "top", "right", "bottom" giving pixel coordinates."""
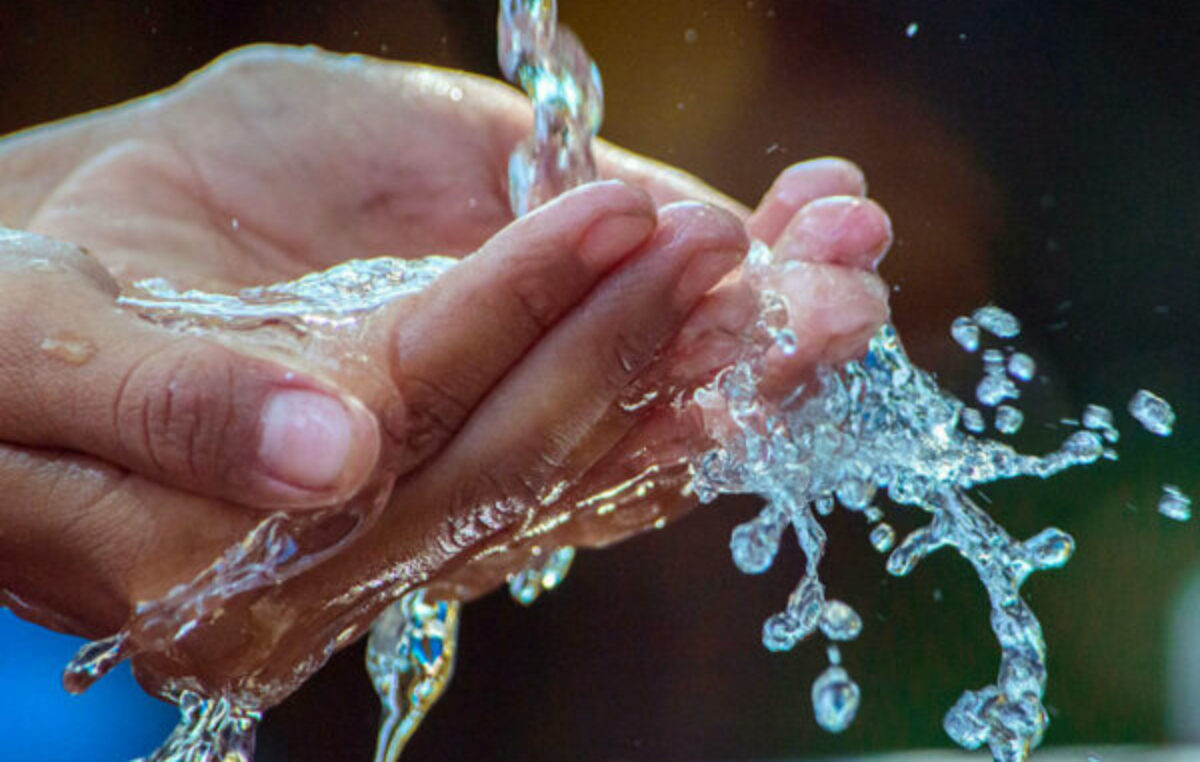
[
  {"left": 951, "top": 316, "right": 980, "bottom": 352},
  {"left": 1007, "top": 352, "right": 1036, "bottom": 382},
  {"left": 976, "top": 374, "right": 1018, "bottom": 407},
  {"left": 905, "top": 22, "right": 920, "bottom": 38},
  {"left": 40, "top": 332, "right": 96, "bottom": 365},
  {"left": 683, "top": 27, "right": 698, "bottom": 44},
  {"left": 1025, "top": 527, "right": 1074, "bottom": 569},
  {"left": 972, "top": 305, "right": 1021, "bottom": 338},
  {"left": 961, "top": 407, "right": 986, "bottom": 433},
  {"left": 994, "top": 405, "right": 1024, "bottom": 435},
  {"left": 869, "top": 522, "right": 895, "bottom": 553},
  {"left": 814, "top": 495, "right": 835, "bottom": 516},
  {"left": 819, "top": 600, "right": 863, "bottom": 642},
  {"left": 1081, "top": 404, "right": 1112, "bottom": 431},
  {"left": 1158, "top": 485, "right": 1192, "bottom": 522},
  {"left": 811, "top": 665, "right": 861, "bottom": 733},
  {"left": 731, "top": 511, "right": 785, "bottom": 574},
  {"left": 1128, "top": 389, "right": 1175, "bottom": 436},
  {"left": 836, "top": 478, "right": 873, "bottom": 511},
  {"left": 1062, "top": 430, "right": 1104, "bottom": 463}
]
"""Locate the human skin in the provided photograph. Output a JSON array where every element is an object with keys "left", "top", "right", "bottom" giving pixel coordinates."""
[{"left": 0, "top": 46, "right": 891, "bottom": 704}]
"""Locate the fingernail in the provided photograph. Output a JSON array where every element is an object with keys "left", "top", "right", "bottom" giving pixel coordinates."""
[
  {"left": 675, "top": 247, "right": 744, "bottom": 308},
  {"left": 579, "top": 212, "right": 656, "bottom": 270},
  {"left": 258, "top": 389, "right": 355, "bottom": 491},
  {"left": 780, "top": 196, "right": 891, "bottom": 271}
]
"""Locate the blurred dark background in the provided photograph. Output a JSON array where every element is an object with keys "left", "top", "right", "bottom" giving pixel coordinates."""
[{"left": 0, "top": 1, "right": 1197, "bottom": 760}]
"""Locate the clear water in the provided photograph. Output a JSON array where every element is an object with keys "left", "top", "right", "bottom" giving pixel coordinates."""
[
  {"left": 50, "top": 3, "right": 1189, "bottom": 761},
  {"left": 362, "top": 4, "right": 604, "bottom": 759},
  {"left": 364, "top": 591, "right": 460, "bottom": 762},
  {"left": 691, "top": 299, "right": 1184, "bottom": 760}
]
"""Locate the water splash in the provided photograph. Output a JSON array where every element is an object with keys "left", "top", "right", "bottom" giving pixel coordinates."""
[
  {"left": 41, "top": 4, "right": 1186, "bottom": 761},
  {"left": 366, "top": 590, "right": 461, "bottom": 762},
  {"left": 131, "top": 692, "right": 261, "bottom": 762},
  {"left": 507, "top": 545, "right": 577, "bottom": 606},
  {"left": 363, "top": 4, "right": 604, "bottom": 757},
  {"left": 691, "top": 284, "right": 1183, "bottom": 759}
]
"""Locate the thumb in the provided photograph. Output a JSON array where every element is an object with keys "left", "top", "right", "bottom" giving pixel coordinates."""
[{"left": 0, "top": 229, "right": 380, "bottom": 509}]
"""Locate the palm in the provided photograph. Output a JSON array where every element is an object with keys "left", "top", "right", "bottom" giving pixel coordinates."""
[{"left": 28, "top": 52, "right": 529, "bottom": 290}]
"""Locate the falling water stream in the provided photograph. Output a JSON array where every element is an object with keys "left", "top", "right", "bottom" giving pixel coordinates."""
[{"left": 44, "top": 3, "right": 1188, "bottom": 761}]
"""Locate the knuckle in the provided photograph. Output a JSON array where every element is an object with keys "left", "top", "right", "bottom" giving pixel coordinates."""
[
  {"left": 503, "top": 257, "right": 568, "bottom": 334},
  {"left": 603, "top": 329, "right": 658, "bottom": 391},
  {"left": 386, "top": 375, "right": 470, "bottom": 468},
  {"left": 114, "top": 343, "right": 239, "bottom": 485}
]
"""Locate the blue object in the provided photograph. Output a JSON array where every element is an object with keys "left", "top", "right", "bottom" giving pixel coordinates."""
[{"left": 0, "top": 609, "right": 177, "bottom": 762}]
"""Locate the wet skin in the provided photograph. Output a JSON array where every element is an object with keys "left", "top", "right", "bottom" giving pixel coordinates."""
[{"left": 0, "top": 46, "right": 891, "bottom": 703}]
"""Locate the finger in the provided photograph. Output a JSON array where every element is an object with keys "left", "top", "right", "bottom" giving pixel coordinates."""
[
  {"left": 759, "top": 263, "right": 891, "bottom": 398},
  {"left": 380, "top": 179, "right": 657, "bottom": 472},
  {"left": 747, "top": 158, "right": 868, "bottom": 245},
  {"left": 772, "top": 195, "right": 893, "bottom": 272},
  {"left": 0, "top": 442, "right": 253, "bottom": 638},
  {"left": 437, "top": 201, "right": 747, "bottom": 530},
  {"left": 0, "top": 229, "right": 381, "bottom": 510}
]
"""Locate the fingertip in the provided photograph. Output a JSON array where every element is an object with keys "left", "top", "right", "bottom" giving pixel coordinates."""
[
  {"left": 656, "top": 202, "right": 750, "bottom": 308},
  {"left": 774, "top": 196, "right": 894, "bottom": 271},
  {"left": 748, "top": 157, "right": 869, "bottom": 244},
  {"left": 759, "top": 265, "right": 890, "bottom": 396}
]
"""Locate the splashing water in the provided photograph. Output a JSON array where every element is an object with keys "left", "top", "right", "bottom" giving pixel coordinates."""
[
  {"left": 43, "top": 3, "right": 1188, "bottom": 761},
  {"left": 363, "top": 3, "right": 602, "bottom": 758},
  {"left": 690, "top": 292, "right": 1182, "bottom": 759},
  {"left": 365, "top": 590, "right": 461, "bottom": 762}
]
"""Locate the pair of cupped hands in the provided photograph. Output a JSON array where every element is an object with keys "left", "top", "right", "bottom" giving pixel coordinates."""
[{"left": 0, "top": 46, "right": 891, "bottom": 703}]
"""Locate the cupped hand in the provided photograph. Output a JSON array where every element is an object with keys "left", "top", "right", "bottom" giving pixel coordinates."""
[{"left": 0, "top": 46, "right": 891, "bottom": 703}]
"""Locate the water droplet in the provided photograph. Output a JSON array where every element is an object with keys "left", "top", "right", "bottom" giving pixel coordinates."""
[
  {"left": 814, "top": 495, "right": 835, "bottom": 516},
  {"left": 812, "top": 665, "right": 861, "bottom": 733},
  {"left": 1081, "top": 404, "right": 1112, "bottom": 431},
  {"left": 40, "top": 332, "right": 96, "bottom": 365},
  {"left": 1007, "top": 352, "right": 1036, "bottom": 382},
  {"left": 961, "top": 407, "right": 986, "bottom": 433},
  {"left": 1062, "top": 430, "right": 1104, "bottom": 463},
  {"left": 905, "top": 22, "right": 920, "bottom": 38},
  {"left": 1128, "top": 389, "right": 1175, "bottom": 436},
  {"left": 972, "top": 305, "right": 1021, "bottom": 338},
  {"left": 26, "top": 257, "right": 69, "bottom": 273},
  {"left": 951, "top": 316, "right": 980, "bottom": 352},
  {"left": 230, "top": 217, "right": 240, "bottom": 231},
  {"left": 826, "top": 644, "right": 842, "bottom": 665},
  {"left": 976, "top": 373, "right": 1018, "bottom": 407},
  {"left": 869, "top": 522, "right": 895, "bottom": 553},
  {"left": 836, "top": 478, "right": 873, "bottom": 511},
  {"left": 994, "top": 405, "right": 1024, "bottom": 435},
  {"left": 1025, "top": 527, "right": 1074, "bottom": 569},
  {"left": 731, "top": 511, "right": 785, "bottom": 574},
  {"left": 683, "top": 27, "right": 698, "bottom": 44},
  {"left": 819, "top": 600, "right": 863, "bottom": 641},
  {"left": 1158, "top": 485, "right": 1192, "bottom": 522}
]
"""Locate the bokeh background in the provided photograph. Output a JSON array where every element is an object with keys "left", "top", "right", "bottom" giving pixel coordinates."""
[{"left": 1, "top": 1, "right": 1197, "bottom": 760}]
